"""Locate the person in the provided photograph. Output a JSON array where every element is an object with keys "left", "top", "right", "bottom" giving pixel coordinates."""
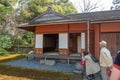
[
  {"left": 99, "top": 40, "right": 113, "bottom": 80},
  {"left": 81, "top": 51, "right": 100, "bottom": 80},
  {"left": 110, "top": 50, "right": 120, "bottom": 80}
]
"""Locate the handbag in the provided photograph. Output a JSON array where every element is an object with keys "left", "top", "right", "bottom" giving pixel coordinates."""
[
  {"left": 80, "top": 61, "right": 85, "bottom": 66},
  {"left": 107, "top": 69, "right": 112, "bottom": 76},
  {"left": 89, "top": 54, "right": 99, "bottom": 62}
]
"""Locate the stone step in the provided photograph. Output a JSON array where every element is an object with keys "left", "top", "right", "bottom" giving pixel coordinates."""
[{"left": 40, "top": 60, "right": 56, "bottom": 66}]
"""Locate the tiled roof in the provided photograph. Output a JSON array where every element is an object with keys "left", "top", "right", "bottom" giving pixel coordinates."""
[
  {"left": 67, "top": 10, "right": 120, "bottom": 22},
  {"left": 29, "top": 9, "right": 120, "bottom": 25},
  {"left": 29, "top": 7, "right": 70, "bottom": 25},
  {"left": 17, "top": 9, "right": 120, "bottom": 32}
]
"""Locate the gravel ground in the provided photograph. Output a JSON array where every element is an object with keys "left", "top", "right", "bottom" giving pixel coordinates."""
[
  {"left": 1, "top": 58, "right": 102, "bottom": 80},
  {"left": 2, "top": 58, "right": 76, "bottom": 73}
]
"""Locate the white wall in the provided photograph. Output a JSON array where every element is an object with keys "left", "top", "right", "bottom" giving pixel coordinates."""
[
  {"left": 35, "top": 34, "right": 43, "bottom": 48},
  {"left": 81, "top": 32, "right": 85, "bottom": 49},
  {"left": 77, "top": 36, "right": 81, "bottom": 53},
  {"left": 59, "top": 33, "right": 68, "bottom": 48}
]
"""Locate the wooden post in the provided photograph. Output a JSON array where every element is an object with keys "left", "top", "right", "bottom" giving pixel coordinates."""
[{"left": 87, "top": 20, "right": 90, "bottom": 52}]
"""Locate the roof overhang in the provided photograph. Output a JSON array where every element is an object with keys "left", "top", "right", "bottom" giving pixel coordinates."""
[
  {"left": 17, "top": 25, "right": 35, "bottom": 32},
  {"left": 17, "top": 19, "right": 120, "bottom": 32}
]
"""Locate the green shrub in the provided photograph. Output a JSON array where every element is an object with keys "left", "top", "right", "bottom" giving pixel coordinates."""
[
  {"left": 0, "top": 32, "right": 13, "bottom": 49},
  {"left": 0, "top": 47, "right": 7, "bottom": 56}
]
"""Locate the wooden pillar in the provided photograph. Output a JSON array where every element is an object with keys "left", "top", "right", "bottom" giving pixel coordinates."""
[
  {"left": 94, "top": 24, "right": 100, "bottom": 58},
  {"left": 35, "top": 34, "right": 43, "bottom": 54},
  {"left": 59, "top": 33, "right": 69, "bottom": 55},
  {"left": 87, "top": 20, "right": 90, "bottom": 52}
]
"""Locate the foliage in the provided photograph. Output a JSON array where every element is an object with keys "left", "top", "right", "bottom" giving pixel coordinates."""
[
  {"left": 0, "top": 32, "right": 13, "bottom": 49},
  {"left": 12, "top": 31, "right": 34, "bottom": 46},
  {"left": 0, "top": 47, "right": 7, "bottom": 52},
  {"left": 0, "top": 47, "right": 7, "bottom": 55},
  {"left": 111, "top": 0, "right": 120, "bottom": 10},
  {"left": 21, "top": 31, "right": 34, "bottom": 46},
  {"left": 18, "top": 0, "right": 77, "bottom": 22},
  {"left": 0, "top": 0, "right": 77, "bottom": 52},
  {"left": 0, "top": 4, "right": 7, "bottom": 21},
  {"left": 0, "top": 0, "right": 13, "bottom": 24}
]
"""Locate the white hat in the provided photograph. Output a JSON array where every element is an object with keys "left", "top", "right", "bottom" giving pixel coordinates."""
[{"left": 99, "top": 40, "right": 107, "bottom": 46}]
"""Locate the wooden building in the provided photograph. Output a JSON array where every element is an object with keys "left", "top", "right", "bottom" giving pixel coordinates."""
[{"left": 18, "top": 7, "right": 120, "bottom": 58}]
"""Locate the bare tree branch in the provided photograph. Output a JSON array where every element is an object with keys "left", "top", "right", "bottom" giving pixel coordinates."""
[{"left": 77, "top": 0, "right": 104, "bottom": 13}]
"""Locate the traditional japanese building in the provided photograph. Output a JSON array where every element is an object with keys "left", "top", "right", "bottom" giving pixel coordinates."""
[{"left": 18, "top": 7, "right": 120, "bottom": 58}]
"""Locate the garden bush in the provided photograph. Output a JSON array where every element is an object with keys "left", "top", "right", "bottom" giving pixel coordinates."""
[{"left": 0, "top": 47, "right": 7, "bottom": 56}]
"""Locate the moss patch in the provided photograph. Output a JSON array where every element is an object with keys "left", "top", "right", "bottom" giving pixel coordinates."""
[
  {"left": 0, "top": 54, "right": 25, "bottom": 63},
  {"left": 0, "top": 65, "right": 73, "bottom": 80}
]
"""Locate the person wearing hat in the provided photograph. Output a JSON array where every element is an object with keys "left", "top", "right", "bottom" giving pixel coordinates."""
[{"left": 99, "top": 40, "right": 113, "bottom": 80}]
